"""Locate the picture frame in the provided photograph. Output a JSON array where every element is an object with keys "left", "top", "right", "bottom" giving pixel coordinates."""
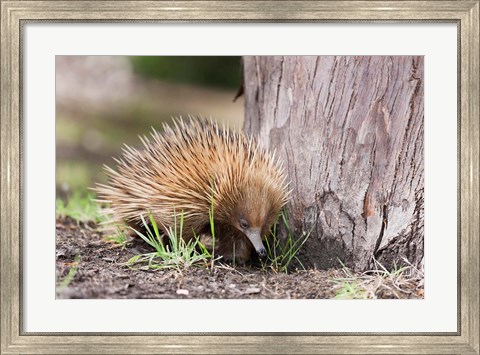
[{"left": 1, "top": 1, "right": 478, "bottom": 354}]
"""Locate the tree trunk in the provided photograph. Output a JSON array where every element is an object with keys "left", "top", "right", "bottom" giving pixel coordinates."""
[{"left": 243, "top": 56, "right": 424, "bottom": 271}]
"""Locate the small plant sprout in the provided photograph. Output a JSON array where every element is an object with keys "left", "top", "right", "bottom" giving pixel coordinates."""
[
  {"left": 334, "top": 281, "right": 366, "bottom": 300},
  {"left": 262, "top": 210, "right": 310, "bottom": 274},
  {"left": 104, "top": 229, "right": 130, "bottom": 248},
  {"left": 125, "top": 211, "right": 215, "bottom": 271}
]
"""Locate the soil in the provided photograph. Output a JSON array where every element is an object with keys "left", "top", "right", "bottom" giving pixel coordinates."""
[{"left": 56, "top": 217, "right": 423, "bottom": 299}]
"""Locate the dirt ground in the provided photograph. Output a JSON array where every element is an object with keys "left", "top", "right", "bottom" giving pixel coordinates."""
[{"left": 56, "top": 217, "right": 423, "bottom": 299}]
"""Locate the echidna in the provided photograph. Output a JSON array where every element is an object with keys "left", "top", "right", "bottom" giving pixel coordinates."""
[{"left": 95, "top": 117, "right": 290, "bottom": 262}]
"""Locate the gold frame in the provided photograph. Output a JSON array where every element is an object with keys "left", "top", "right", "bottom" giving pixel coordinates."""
[{"left": 1, "top": 1, "right": 478, "bottom": 354}]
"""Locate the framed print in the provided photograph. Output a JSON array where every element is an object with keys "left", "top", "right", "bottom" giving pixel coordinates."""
[{"left": 1, "top": 1, "right": 478, "bottom": 354}]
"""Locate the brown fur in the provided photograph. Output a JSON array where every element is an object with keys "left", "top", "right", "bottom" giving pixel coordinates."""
[{"left": 94, "top": 117, "right": 290, "bottom": 263}]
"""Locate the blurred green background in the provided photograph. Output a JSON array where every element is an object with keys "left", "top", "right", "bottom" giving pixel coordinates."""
[
  {"left": 131, "top": 56, "right": 241, "bottom": 89},
  {"left": 56, "top": 56, "right": 243, "bottom": 197}
]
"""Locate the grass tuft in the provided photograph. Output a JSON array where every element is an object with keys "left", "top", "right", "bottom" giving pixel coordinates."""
[
  {"left": 124, "top": 211, "right": 217, "bottom": 271},
  {"left": 104, "top": 230, "right": 130, "bottom": 248},
  {"left": 261, "top": 210, "right": 310, "bottom": 274}
]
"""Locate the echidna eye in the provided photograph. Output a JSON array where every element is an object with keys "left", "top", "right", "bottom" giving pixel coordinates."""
[{"left": 239, "top": 218, "right": 249, "bottom": 229}]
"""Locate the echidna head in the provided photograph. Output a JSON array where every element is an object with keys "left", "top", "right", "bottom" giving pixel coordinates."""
[{"left": 223, "top": 174, "right": 288, "bottom": 258}]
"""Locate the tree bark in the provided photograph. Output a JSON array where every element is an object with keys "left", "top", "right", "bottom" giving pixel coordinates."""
[{"left": 243, "top": 56, "right": 424, "bottom": 271}]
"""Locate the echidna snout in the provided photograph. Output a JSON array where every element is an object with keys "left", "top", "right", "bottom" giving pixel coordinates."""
[{"left": 243, "top": 228, "right": 266, "bottom": 258}]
